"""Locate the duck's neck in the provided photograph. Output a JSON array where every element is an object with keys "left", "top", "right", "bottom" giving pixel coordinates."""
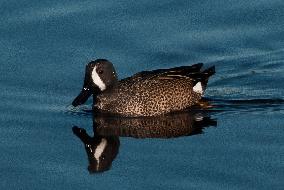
[
  {"left": 93, "top": 80, "right": 118, "bottom": 98},
  {"left": 103, "top": 80, "right": 118, "bottom": 92}
]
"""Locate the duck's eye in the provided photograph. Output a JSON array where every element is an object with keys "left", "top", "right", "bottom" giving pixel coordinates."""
[{"left": 98, "top": 70, "right": 104, "bottom": 74}]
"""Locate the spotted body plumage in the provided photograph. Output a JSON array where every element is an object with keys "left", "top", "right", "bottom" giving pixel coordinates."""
[{"left": 72, "top": 59, "right": 215, "bottom": 117}]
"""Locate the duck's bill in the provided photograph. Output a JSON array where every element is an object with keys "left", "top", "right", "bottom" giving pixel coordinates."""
[{"left": 72, "top": 87, "right": 92, "bottom": 107}]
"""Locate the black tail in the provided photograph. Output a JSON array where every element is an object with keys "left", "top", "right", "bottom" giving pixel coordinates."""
[
  {"left": 199, "top": 66, "right": 215, "bottom": 88},
  {"left": 202, "top": 66, "right": 215, "bottom": 78},
  {"left": 187, "top": 65, "right": 215, "bottom": 90},
  {"left": 188, "top": 65, "right": 215, "bottom": 81}
]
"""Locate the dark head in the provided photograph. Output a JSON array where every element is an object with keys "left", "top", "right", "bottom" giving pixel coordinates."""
[{"left": 72, "top": 59, "right": 118, "bottom": 107}]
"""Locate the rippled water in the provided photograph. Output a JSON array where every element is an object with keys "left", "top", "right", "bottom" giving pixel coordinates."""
[{"left": 1, "top": 0, "right": 283, "bottom": 189}]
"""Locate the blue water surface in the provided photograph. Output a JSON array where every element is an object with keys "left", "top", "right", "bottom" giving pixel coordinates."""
[{"left": 0, "top": 0, "right": 283, "bottom": 189}]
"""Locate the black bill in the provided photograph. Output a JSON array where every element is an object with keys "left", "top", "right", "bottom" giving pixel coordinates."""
[
  {"left": 72, "top": 64, "right": 96, "bottom": 107},
  {"left": 72, "top": 87, "right": 92, "bottom": 107}
]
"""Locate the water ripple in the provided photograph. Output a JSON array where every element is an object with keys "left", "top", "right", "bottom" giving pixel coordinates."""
[{"left": 206, "top": 98, "right": 284, "bottom": 114}]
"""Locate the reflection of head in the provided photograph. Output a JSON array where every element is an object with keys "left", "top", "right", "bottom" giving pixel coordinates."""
[
  {"left": 87, "top": 136, "right": 120, "bottom": 173},
  {"left": 72, "top": 127, "right": 120, "bottom": 173}
]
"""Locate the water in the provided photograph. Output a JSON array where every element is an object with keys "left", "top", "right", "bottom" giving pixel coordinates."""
[{"left": 0, "top": 0, "right": 283, "bottom": 189}]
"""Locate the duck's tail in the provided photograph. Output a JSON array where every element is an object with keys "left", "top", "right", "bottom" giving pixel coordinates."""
[
  {"left": 191, "top": 66, "right": 215, "bottom": 94},
  {"left": 201, "top": 66, "right": 215, "bottom": 83}
]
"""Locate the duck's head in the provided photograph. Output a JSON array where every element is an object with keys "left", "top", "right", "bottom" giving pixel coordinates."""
[{"left": 72, "top": 59, "right": 118, "bottom": 107}]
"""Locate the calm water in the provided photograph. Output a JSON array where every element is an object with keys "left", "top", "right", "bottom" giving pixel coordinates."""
[{"left": 1, "top": 0, "right": 284, "bottom": 189}]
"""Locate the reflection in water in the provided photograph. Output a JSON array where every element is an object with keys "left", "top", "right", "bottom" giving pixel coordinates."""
[
  {"left": 71, "top": 98, "right": 284, "bottom": 173},
  {"left": 205, "top": 98, "right": 284, "bottom": 113},
  {"left": 94, "top": 111, "right": 217, "bottom": 138},
  {"left": 72, "top": 127, "right": 120, "bottom": 173},
  {"left": 73, "top": 110, "right": 217, "bottom": 173}
]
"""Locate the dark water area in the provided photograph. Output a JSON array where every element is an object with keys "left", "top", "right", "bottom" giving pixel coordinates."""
[{"left": 1, "top": 0, "right": 283, "bottom": 189}]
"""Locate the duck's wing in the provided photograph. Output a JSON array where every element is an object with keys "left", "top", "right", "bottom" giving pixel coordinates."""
[
  {"left": 118, "top": 63, "right": 215, "bottom": 92},
  {"left": 146, "top": 63, "right": 215, "bottom": 86},
  {"left": 137, "top": 63, "right": 204, "bottom": 78},
  {"left": 120, "top": 63, "right": 204, "bottom": 83},
  {"left": 156, "top": 65, "right": 215, "bottom": 84},
  {"left": 149, "top": 64, "right": 215, "bottom": 96}
]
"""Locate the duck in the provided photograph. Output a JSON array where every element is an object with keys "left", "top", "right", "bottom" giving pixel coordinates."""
[{"left": 72, "top": 59, "right": 215, "bottom": 117}]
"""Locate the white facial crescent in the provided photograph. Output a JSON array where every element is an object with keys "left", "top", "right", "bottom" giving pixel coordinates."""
[{"left": 92, "top": 66, "right": 106, "bottom": 91}]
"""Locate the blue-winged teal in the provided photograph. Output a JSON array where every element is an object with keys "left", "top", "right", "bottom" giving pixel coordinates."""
[{"left": 72, "top": 59, "right": 215, "bottom": 117}]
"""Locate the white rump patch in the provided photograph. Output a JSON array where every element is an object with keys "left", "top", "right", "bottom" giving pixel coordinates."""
[
  {"left": 92, "top": 66, "right": 106, "bottom": 91},
  {"left": 193, "top": 82, "right": 203, "bottom": 94}
]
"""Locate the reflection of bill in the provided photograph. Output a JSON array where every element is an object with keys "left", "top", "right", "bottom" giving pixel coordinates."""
[{"left": 73, "top": 110, "right": 217, "bottom": 173}]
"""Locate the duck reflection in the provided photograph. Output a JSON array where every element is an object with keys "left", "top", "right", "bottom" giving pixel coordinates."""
[
  {"left": 72, "top": 110, "right": 217, "bottom": 173},
  {"left": 72, "top": 126, "right": 119, "bottom": 173}
]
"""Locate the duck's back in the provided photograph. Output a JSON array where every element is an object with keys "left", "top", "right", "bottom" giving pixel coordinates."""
[{"left": 95, "top": 63, "right": 215, "bottom": 116}]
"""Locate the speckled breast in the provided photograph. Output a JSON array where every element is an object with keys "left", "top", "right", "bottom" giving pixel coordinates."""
[{"left": 95, "top": 78, "right": 202, "bottom": 117}]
